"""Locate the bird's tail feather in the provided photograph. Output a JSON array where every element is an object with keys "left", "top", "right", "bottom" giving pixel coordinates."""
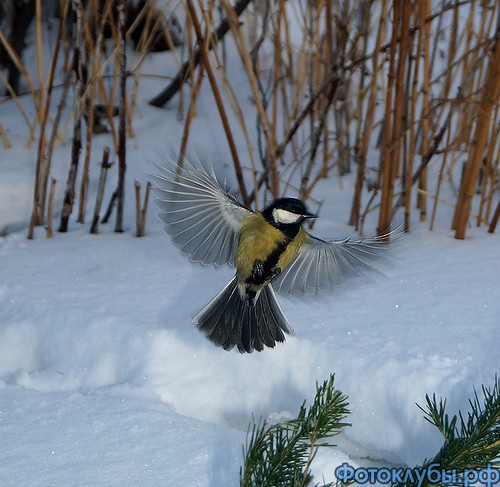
[{"left": 193, "top": 277, "right": 293, "bottom": 353}]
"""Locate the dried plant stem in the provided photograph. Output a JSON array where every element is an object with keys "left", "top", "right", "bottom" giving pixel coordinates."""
[
  {"left": 149, "top": 0, "right": 253, "bottom": 107},
  {"left": 58, "top": 0, "right": 84, "bottom": 233},
  {"left": 417, "top": 0, "right": 431, "bottom": 223},
  {"left": 476, "top": 106, "right": 499, "bottom": 226},
  {"left": 483, "top": 131, "right": 500, "bottom": 223},
  {"left": 488, "top": 198, "right": 500, "bottom": 233},
  {"left": 209, "top": 37, "right": 258, "bottom": 194},
  {"left": 135, "top": 181, "right": 151, "bottom": 237},
  {"left": 299, "top": 80, "right": 338, "bottom": 200},
  {"left": 177, "top": 0, "right": 214, "bottom": 164},
  {"left": 0, "top": 72, "right": 35, "bottom": 135},
  {"left": 77, "top": 8, "right": 106, "bottom": 226},
  {"left": 40, "top": 66, "right": 71, "bottom": 226},
  {"left": 271, "top": 0, "right": 284, "bottom": 164},
  {"left": 90, "top": 147, "right": 112, "bottom": 234},
  {"left": 102, "top": 190, "right": 117, "bottom": 225},
  {"left": 178, "top": 64, "right": 205, "bottom": 166},
  {"left": 186, "top": 0, "right": 250, "bottom": 206},
  {"left": 115, "top": 0, "right": 127, "bottom": 233},
  {"left": 45, "top": 178, "right": 56, "bottom": 238},
  {"left": 35, "top": 0, "right": 44, "bottom": 118},
  {"left": 350, "top": 0, "right": 388, "bottom": 229},
  {"left": 28, "top": 1, "right": 67, "bottom": 239},
  {"left": 220, "top": 0, "right": 279, "bottom": 197},
  {"left": 0, "top": 28, "right": 40, "bottom": 121},
  {"left": 454, "top": 33, "right": 500, "bottom": 239},
  {"left": 0, "top": 123, "right": 11, "bottom": 148},
  {"left": 378, "top": 0, "right": 408, "bottom": 237}
]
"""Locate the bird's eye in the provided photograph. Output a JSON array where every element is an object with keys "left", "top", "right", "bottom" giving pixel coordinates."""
[{"left": 272, "top": 208, "right": 302, "bottom": 224}]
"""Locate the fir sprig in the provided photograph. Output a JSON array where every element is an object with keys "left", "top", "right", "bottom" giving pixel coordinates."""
[
  {"left": 240, "top": 374, "right": 349, "bottom": 487},
  {"left": 398, "top": 375, "right": 500, "bottom": 487}
]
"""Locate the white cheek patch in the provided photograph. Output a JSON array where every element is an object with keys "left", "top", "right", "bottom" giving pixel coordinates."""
[{"left": 273, "top": 208, "right": 302, "bottom": 224}]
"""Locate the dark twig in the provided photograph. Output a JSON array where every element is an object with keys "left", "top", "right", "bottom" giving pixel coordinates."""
[
  {"left": 115, "top": 0, "right": 127, "bottom": 233},
  {"left": 148, "top": 0, "right": 253, "bottom": 107},
  {"left": 90, "top": 147, "right": 112, "bottom": 234}
]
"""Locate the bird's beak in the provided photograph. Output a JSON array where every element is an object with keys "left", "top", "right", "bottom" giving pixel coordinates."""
[{"left": 303, "top": 211, "right": 317, "bottom": 219}]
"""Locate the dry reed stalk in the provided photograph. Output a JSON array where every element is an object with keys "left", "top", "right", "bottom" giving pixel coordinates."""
[
  {"left": 128, "top": 4, "right": 183, "bottom": 122},
  {"left": 90, "top": 147, "right": 111, "bottom": 234},
  {"left": 28, "top": 1, "right": 69, "bottom": 238},
  {"left": 416, "top": 188, "right": 488, "bottom": 226},
  {"left": 77, "top": 86, "right": 96, "bottom": 223},
  {"left": 394, "top": 0, "right": 411, "bottom": 173},
  {"left": 429, "top": 118, "right": 454, "bottom": 232},
  {"left": 404, "top": 4, "right": 418, "bottom": 231},
  {"left": 208, "top": 34, "right": 259, "bottom": 196},
  {"left": 302, "top": 97, "right": 365, "bottom": 202},
  {"left": 276, "top": 76, "right": 338, "bottom": 161},
  {"left": 178, "top": 64, "right": 205, "bottom": 167},
  {"left": 271, "top": 0, "right": 284, "bottom": 170},
  {"left": 299, "top": 79, "right": 338, "bottom": 200},
  {"left": 377, "top": 1, "right": 401, "bottom": 237},
  {"left": 115, "top": 0, "right": 127, "bottom": 233},
  {"left": 135, "top": 181, "right": 142, "bottom": 236},
  {"left": 417, "top": 0, "right": 431, "bottom": 223},
  {"left": 77, "top": 2, "right": 116, "bottom": 224},
  {"left": 441, "top": 1, "right": 459, "bottom": 110},
  {"left": 0, "top": 74, "right": 35, "bottom": 135},
  {"left": 134, "top": 181, "right": 151, "bottom": 237},
  {"left": 0, "top": 30, "right": 39, "bottom": 109},
  {"left": 77, "top": 33, "right": 98, "bottom": 226},
  {"left": 488, "top": 198, "right": 500, "bottom": 233},
  {"left": 37, "top": 1, "right": 70, "bottom": 228},
  {"left": 0, "top": 123, "right": 11, "bottom": 148},
  {"left": 350, "top": 0, "right": 388, "bottom": 229},
  {"left": 181, "top": 5, "right": 195, "bottom": 120},
  {"left": 280, "top": 1, "right": 293, "bottom": 87},
  {"left": 454, "top": 33, "right": 500, "bottom": 239},
  {"left": 149, "top": 0, "right": 253, "bottom": 108},
  {"left": 81, "top": 0, "right": 120, "bottom": 152},
  {"left": 483, "top": 127, "right": 500, "bottom": 223},
  {"left": 0, "top": 29, "right": 39, "bottom": 146},
  {"left": 476, "top": 106, "right": 499, "bottom": 226},
  {"left": 58, "top": 0, "right": 84, "bottom": 233},
  {"left": 35, "top": 0, "right": 44, "bottom": 118},
  {"left": 321, "top": 0, "right": 332, "bottom": 177},
  {"left": 220, "top": 0, "right": 279, "bottom": 198},
  {"left": 177, "top": 0, "right": 212, "bottom": 164},
  {"left": 41, "top": 69, "right": 71, "bottom": 215},
  {"left": 428, "top": 32, "right": 496, "bottom": 230},
  {"left": 186, "top": 0, "right": 250, "bottom": 206},
  {"left": 45, "top": 178, "right": 56, "bottom": 238}
]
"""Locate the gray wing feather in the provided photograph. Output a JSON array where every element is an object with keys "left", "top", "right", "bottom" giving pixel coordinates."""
[
  {"left": 151, "top": 159, "right": 251, "bottom": 266},
  {"left": 274, "top": 234, "right": 389, "bottom": 296}
]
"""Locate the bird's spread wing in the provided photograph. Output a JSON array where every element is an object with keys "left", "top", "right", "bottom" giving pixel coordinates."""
[
  {"left": 151, "top": 158, "right": 251, "bottom": 266},
  {"left": 273, "top": 232, "right": 390, "bottom": 296}
]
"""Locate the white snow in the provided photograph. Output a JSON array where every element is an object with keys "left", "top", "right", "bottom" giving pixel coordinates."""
[{"left": 1, "top": 14, "right": 499, "bottom": 486}]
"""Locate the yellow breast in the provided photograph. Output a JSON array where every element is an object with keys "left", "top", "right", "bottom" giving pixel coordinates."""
[{"left": 235, "top": 213, "right": 307, "bottom": 283}]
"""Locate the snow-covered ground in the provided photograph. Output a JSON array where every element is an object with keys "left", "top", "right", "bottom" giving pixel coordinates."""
[{"left": 1, "top": 14, "right": 499, "bottom": 486}]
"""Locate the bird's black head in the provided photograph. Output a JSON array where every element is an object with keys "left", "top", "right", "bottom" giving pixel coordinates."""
[{"left": 262, "top": 198, "right": 316, "bottom": 236}]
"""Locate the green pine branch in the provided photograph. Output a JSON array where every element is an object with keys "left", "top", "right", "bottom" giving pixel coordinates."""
[
  {"left": 240, "top": 374, "right": 350, "bottom": 487},
  {"left": 240, "top": 375, "right": 499, "bottom": 487},
  {"left": 398, "top": 375, "right": 500, "bottom": 487}
]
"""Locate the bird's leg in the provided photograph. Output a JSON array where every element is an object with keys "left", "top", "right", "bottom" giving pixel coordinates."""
[
  {"left": 243, "top": 260, "right": 282, "bottom": 306},
  {"left": 248, "top": 260, "right": 282, "bottom": 286},
  {"left": 249, "top": 259, "right": 265, "bottom": 285}
]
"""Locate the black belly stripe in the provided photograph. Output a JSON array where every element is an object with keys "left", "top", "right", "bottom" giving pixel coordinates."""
[{"left": 247, "top": 227, "right": 299, "bottom": 285}]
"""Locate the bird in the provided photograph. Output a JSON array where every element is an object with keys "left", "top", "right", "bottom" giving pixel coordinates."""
[{"left": 151, "top": 157, "right": 390, "bottom": 353}]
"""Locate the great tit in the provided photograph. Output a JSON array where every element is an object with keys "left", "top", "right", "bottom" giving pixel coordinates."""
[{"left": 152, "top": 158, "right": 389, "bottom": 353}]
